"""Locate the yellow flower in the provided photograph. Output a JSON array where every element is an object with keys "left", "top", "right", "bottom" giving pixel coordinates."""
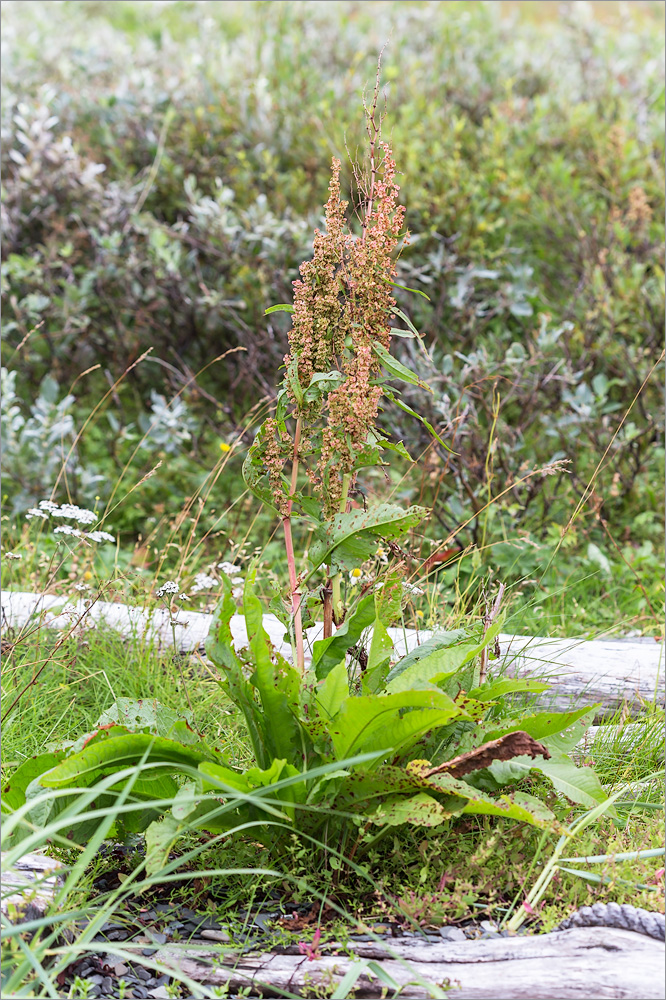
[
  {"left": 416, "top": 609, "right": 424, "bottom": 619},
  {"left": 219, "top": 441, "right": 231, "bottom": 453},
  {"left": 351, "top": 567, "right": 362, "bottom": 579},
  {"left": 83, "top": 571, "right": 93, "bottom": 581}
]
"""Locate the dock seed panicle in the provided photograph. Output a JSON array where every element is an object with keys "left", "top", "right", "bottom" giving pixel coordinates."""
[{"left": 276, "top": 144, "right": 406, "bottom": 515}]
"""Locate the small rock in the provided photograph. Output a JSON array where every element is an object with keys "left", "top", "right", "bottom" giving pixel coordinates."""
[
  {"left": 133, "top": 989, "right": 149, "bottom": 999},
  {"left": 107, "top": 929, "right": 129, "bottom": 941},
  {"left": 149, "top": 932, "right": 167, "bottom": 945},
  {"left": 252, "top": 912, "right": 275, "bottom": 932},
  {"left": 148, "top": 988, "right": 170, "bottom": 999},
  {"left": 440, "top": 927, "right": 466, "bottom": 942},
  {"left": 200, "top": 929, "right": 230, "bottom": 942},
  {"left": 136, "top": 966, "right": 153, "bottom": 981},
  {"left": 480, "top": 920, "right": 498, "bottom": 932},
  {"left": 100, "top": 976, "right": 114, "bottom": 994},
  {"left": 141, "top": 948, "right": 157, "bottom": 957},
  {"left": 114, "top": 963, "right": 129, "bottom": 977}
]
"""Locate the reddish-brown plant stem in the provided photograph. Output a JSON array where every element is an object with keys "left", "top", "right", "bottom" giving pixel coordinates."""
[
  {"left": 283, "top": 417, "right": 305, "bottom": 673},
  {"left": 322, "top": 576, "right": 333, "bottom": 639}
]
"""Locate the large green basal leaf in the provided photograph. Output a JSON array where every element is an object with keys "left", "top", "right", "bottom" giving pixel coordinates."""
[
  {"left": 367, "top": 792, "right": 458, "bottom": 828},
  {"left": 243, "top": 567, "right": 303, "bottom": 767},
  {"left": 480, "top": 707, "right": 598, "bottom": 744},
  {"left": 327, "top": 690, "right": 465, "bottom": 761},
  {"left": 92, "top": 698, "right": 214, "bottom": 751},
  {"left": 315, "top": 661, "right": 349, "bottom": 721},
  {"left": 1, "top": 751, "right": 65, "bottom": 812},
  {"left": 467, "top": 679, "right": 551, "bottom": 702},
  {"left": 387, "top": 620, "right": 504, "bottom": 692},
  {"left": 38, "top": 731, "right": 213, "bottom": 788},
  {"left": 199, "top": 758, "right": 305, "bottom": 824},
  {"left": 489, "top": 751, "right": 612, "bottom": 814},
  {"left": 385, "top": 630, "right": 468, "bottom": 684},
  {"left": 420, "top": 770, "right": 556, "bottom": 828},
  {"left": 206, "top": 575, "right": 275, "bottom": 768}
]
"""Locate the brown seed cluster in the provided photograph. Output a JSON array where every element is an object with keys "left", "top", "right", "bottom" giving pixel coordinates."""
[
  {"left": 262, "top": 416, "right": 291, "bottom": 516},
  {"left": 282, "top": 144, "right": 406, "bottom": 515}
]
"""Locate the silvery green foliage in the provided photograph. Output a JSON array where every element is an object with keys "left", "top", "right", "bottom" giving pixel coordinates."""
[
  {"left": 1, "top": 367, "right": 104, "bottom": 513},
  {"left": 137, "top": 390, "right": 198, "bottom": 455}
]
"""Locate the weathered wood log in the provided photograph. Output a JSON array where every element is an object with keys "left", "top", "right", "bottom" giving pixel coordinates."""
[
  {"left": 0, "top": 851, "right": 63, "bottom": 919},
  {"left": 497, "top": 633, "right": 664, "bottom": 718},
  {"left": 2, "top": 591, "right": 663, "bottom": 717},
  {"left": 153, "top": 927, "right": 665, "bottom": 999}
]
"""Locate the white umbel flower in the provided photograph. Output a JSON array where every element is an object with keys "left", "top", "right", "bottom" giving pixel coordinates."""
[
  {"left": 86, "top": 530, "right": 116, "bottom": 543},
  {"left": 54, "top": 525, "right": 82, "bottom": 537},
  {"left": 191, "top": 573, "right": 218, "bottom": 593},
  {"left": 217, "top": 561, "right": 240, "bottom": 575},
  {"left": 53, "top": 504, "right": 97, "bottom": 524},
  {"left": 156, "top": 581, "right": 180, "bottom": 597}
]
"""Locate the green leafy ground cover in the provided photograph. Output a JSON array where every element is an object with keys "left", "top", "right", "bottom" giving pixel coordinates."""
[{"left": 2, "top": 627, "right": 663, "bottom": 938}]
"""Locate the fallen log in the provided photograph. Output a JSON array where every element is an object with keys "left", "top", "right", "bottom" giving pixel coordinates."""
[
  {"left": 0, "top": 851, "right": 63, "bottom": 919},
  {"left": 153, "top": 927, "right": 665, "bottom": 999},
  {"left": 2, "top": 853, "right": 662, "bottom": 1000},
  {"left": 2, "top": 591, "right": 663, "bottom": 717}
]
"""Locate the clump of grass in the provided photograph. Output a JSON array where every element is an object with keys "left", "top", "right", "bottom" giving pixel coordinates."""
[{"left": 0, "top": 624, "right": 249, "bottom": 774}]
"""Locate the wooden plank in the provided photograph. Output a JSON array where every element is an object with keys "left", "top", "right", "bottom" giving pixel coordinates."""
[
  {"left": 153, "top": 927, "right": 666, "bottom": 999},
  {"left": 2, "top": 591, "right": 663, "bottom": 716}
]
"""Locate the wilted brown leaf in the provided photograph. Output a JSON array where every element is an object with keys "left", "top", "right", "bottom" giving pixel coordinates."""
[{"left": 422, "top": 731, "right": 550, "bottom": 779}]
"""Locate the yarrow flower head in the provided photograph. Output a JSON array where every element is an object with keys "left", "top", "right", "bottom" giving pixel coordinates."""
[
  {"left": 54, "top": 525, "right": 82, "bottom": 538},
  {"left": 156, "top": 581, "right": 180, "bottom": 598},
  {"left": 26, "top": 508, "right": 49, "bottom": 520},
  {"left": 5, "top": 552, "right": 22, "bottom": 560},
  {"left": 217, "top": 562, "right": 241, "bottom": 575},
  {"left": 86, "top": 530, "right": 116, "bottom": 544},
  {"left": 191, "top": 573, "right": 218, "bottom": 594},
  {"left": 26, "top": 501, "right": 98, "bottom": 525}
]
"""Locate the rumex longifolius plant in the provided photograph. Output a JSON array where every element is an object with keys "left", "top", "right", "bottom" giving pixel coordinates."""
[{"left": 2, "top": 105, "right": 612, "bottom": 869}]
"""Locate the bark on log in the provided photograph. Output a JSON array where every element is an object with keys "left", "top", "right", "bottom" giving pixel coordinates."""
[
  {"left": 153, "top": 927, "right": 665, "bottom": 999},
  {"left": 2, "top": 591, "right": 663, "bottom": 718}
]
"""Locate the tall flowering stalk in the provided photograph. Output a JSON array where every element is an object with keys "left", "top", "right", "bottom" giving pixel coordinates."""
[{"left": 244, "top": 101, "right": 424, "bottom": 671}]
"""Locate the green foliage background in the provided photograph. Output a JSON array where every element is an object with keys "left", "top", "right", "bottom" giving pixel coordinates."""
[{"left": 2, "top": 0, "right": 664, "bottom": 632}]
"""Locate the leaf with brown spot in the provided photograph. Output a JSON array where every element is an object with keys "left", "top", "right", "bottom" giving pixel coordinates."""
[{"left": 421, "top": 731, "right": 550, "bottom": 779}]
